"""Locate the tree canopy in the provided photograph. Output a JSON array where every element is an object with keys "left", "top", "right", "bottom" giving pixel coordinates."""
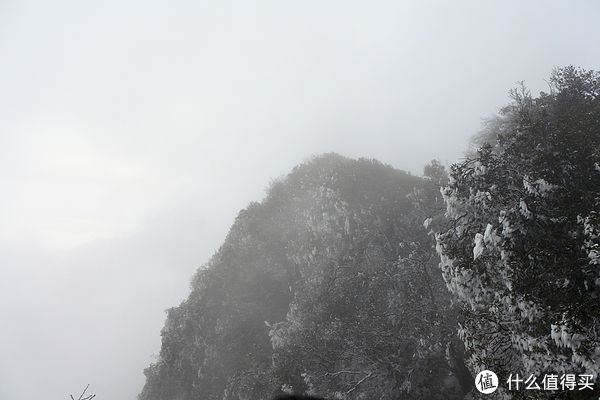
[{"left": 436, "top": 66, "right": 600, "bottom": 399}]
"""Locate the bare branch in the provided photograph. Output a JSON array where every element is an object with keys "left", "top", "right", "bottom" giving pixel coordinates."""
[{"left": 70, "top": 384, "right": 95, "bottom": 400}]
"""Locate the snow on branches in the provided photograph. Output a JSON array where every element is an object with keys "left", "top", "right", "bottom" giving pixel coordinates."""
[{"left": 436, "top": 68, "right": 600, "bottom": 394}]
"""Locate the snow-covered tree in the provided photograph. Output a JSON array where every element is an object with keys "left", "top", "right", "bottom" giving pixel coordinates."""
[{"left": 436, "top": 67, "right": 600, "bottom": 398}]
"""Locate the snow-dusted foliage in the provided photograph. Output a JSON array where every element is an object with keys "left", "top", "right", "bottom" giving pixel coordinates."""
[
  {"left": 268, "top": 158, "right": 468, "bottom": 400},
  {"left": 436, "top": 67, "right": 600, "bottom": 398},
  {"left": 139, "top": 154, "right": 468, "bottom": 400}
]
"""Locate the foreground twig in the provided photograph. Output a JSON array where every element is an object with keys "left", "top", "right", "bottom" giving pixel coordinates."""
[{"left": 70, "top": 384, "right": 96, "bottom": 400}]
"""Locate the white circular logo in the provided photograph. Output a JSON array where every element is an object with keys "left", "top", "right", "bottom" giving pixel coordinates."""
[{"left": 475, "top": 370, "right": 498, "bottom": 394}]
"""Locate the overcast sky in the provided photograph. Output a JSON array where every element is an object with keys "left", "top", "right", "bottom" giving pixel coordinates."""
[{"left": 1, "top": 1, "right": 599, "bottom": 399}]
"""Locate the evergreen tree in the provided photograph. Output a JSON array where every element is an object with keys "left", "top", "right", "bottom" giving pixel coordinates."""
[{"left": 436, "top": 67, "right": 600, "bottom": 399}]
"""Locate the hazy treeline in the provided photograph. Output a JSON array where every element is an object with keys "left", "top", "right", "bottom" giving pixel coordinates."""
[{"left": 139, "top": 67, "right": 599, "bottom": 400}]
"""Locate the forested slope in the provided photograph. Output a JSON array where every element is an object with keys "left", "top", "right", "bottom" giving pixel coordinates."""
[{"left": 139, "top": 154, "right": 468, "bottom": 400}]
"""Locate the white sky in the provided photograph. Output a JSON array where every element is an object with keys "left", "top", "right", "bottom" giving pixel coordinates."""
[{"left": 1, "top": 1, "right": 599, "bottom": 399}]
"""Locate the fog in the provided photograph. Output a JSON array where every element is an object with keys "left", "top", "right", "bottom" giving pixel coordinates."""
[{"left": 1, "top": 1, "right": 598, "bottom": 399}]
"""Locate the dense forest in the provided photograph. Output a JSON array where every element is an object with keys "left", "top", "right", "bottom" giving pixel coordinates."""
[{"left": 139, "top": 67, "right": 599, "bottom": 400}]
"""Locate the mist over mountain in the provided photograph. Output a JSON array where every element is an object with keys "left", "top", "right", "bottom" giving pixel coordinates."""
[
  {"left": 2, "top": 1, "right": 599, "bottom": 398},
  {"left": 139, "top": 154, "right": 469, "bottom": 400},
  {"left": 140, "top": 67, "right": 600, "bottom": 400}
]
